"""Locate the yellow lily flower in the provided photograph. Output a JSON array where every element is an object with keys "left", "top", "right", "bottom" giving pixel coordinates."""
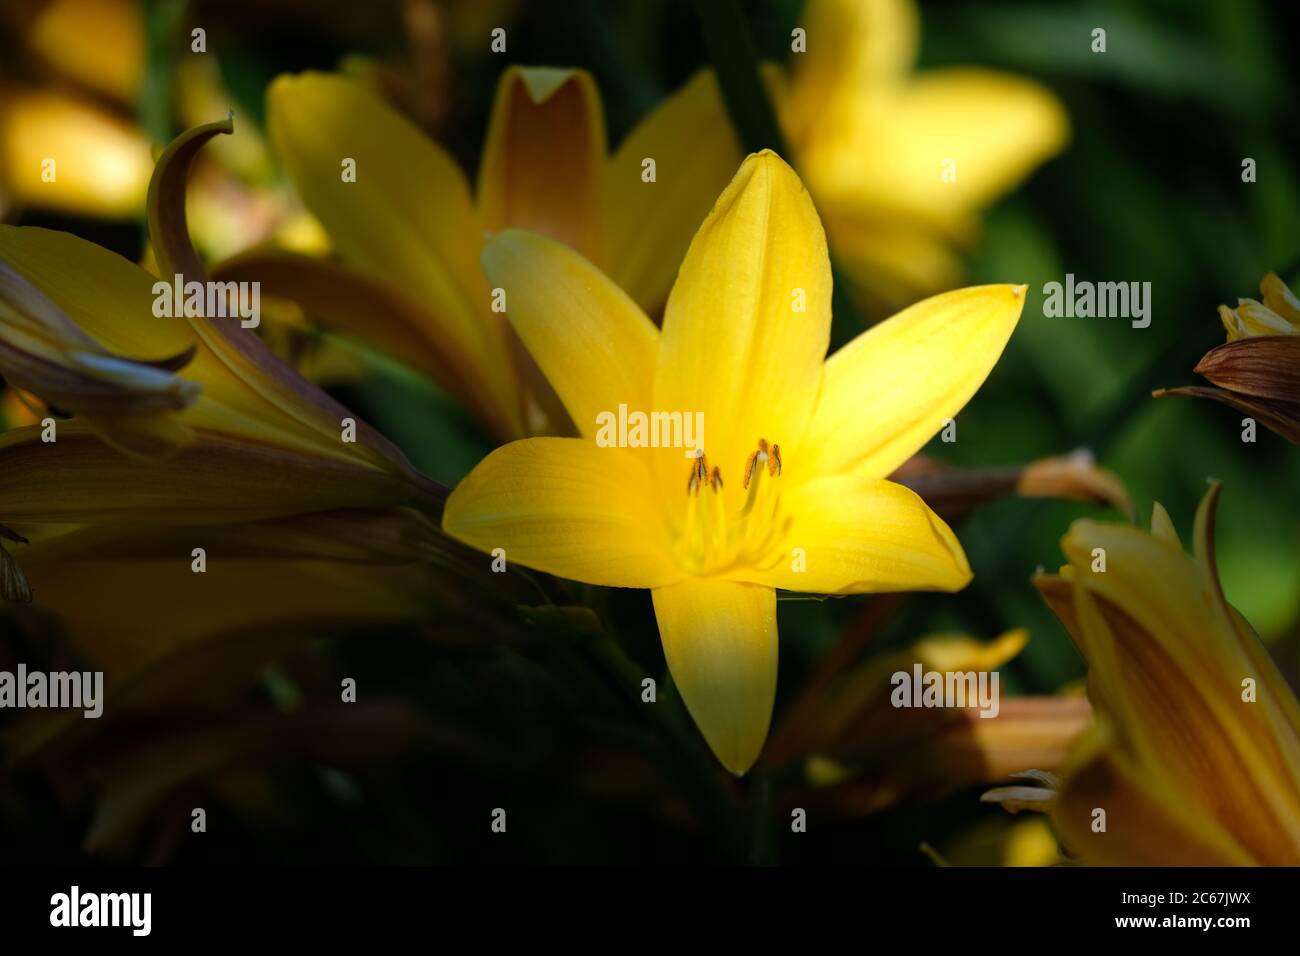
[
  {"left": 443, "top": 150, "right": 1026, "bottom": 773},
  {"left": 228, "top": 63, "right": 740, "bottom": 440},
  {"left": 1156, "top": 272, "right": 1300, "bottom": 444},
  {"left": 1029, "top": 484, "right": 1300, "bottom": 864},
  {"left": 777, "top": 0, "right": 1069, "bottom": 304}
]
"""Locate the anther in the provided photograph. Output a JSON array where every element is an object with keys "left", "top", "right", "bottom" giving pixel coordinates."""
[
  {"left": 687, "top": 454, "right": 711, "bottom": 495},
  {"left": 709, "top": 466, "right": 723, "bottom": 491},
  {"left": 744, "top": 438, "right": 780, "bottom": 489}
]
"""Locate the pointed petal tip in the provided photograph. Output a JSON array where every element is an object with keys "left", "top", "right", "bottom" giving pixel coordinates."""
[
  {"left": 505, "top": 65, "right": 591, "bottom": 105},
  {"left": 739, "top": 148, "right": 796, "bottom": 178}
]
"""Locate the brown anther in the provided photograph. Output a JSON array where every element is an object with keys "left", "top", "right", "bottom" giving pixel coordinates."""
[
  {"left": 745, "top": 438, "right": 779, "bottom": 489},
  {"left": 687, "top": 454, "right": 709, "bottom": 495},
  {"left": 709, "top": 466, "right": 723, "bottom": 491}
]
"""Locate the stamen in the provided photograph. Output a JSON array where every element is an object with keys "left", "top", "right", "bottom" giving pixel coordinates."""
[
  {"left": 677, "top": 438, "right": 783, "bottom": 574},
  {"left": 744, "top": 439, "right": 773, "bottom": 490},
  {"left": 687, "top": 454, "right": 710, "bottom": 495}
]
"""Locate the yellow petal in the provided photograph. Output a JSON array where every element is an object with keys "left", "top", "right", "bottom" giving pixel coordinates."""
[
  {"left": 605, "top": 70, "right": 742, "bottom": 314},
  {"left": 651, "top": 576, "right": 777, "bottom": 774},
  {"left": 0, "top": 225, "right": 417, "bottom": 478},
  {"left": 782, "top": 0, "right": 918, "bottom": 148},
  {"left": 477, "top": 67, "right": 606, "bottom": 263},
  {"left": 1148, "top": 500, "right": 1182, "bottom": 549},
  {"left": 733, "top": 475, "right": 970, "bottom": 593},
  {"left": 821, "top": 209, "right": 965, "bottom": 305},
  {"left": 0, "top": 422, "right": 433, "bottom": 527},
  {"left": 443, "top": 438, "right": 683, "bottom": 589},
  {"left": 804, "top": 284, "right": 1025, "bottom": 479},
  {"left": 0, "top": 86, "right": 151, "bottom": 218},
  {"left": 1050, "top": 504, "right": 1300, "bottom": 863},
  {"left": 480, "top": 229, "right": 658, "bottom": 441},
  {"left": 1192, "top": 483, "right": 1300, "bottom": 799},
  {"left": 1260, "top": 272, "right": 1300, "bottom": 326},
  {"left": 1051, "top": 721, "right": 1255, "bottom": 866},
  {"left": 1233, "top": 298, "right": 1296, "bottom": 338},
  {"left": 0, "top": 261, "right": 200, "bottom": 456},
  {"left": 1218, "top": 303, "right": 1247, "bottom": 341},
  {"left": 804, "top": 68, "right": 1068, "bottom": 231},
  {"left": 654, "top": 150, "right": 831, "bottom": 499},
  {"left": 267, "top": 71, "right": 521, "bottom": 434},
  {"left": 150, "top": 116, "right": 441, "bottom": 481},
  {"left": 26, "top": 0, "right": 144, "bottom": 103},
  {"left": 210, "top": 249, "right": 517, "bottom": 439}
]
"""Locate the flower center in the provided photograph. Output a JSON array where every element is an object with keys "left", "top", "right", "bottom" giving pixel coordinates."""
[{"left": 677, "top": 438, "right": 784, "bottom": 574}]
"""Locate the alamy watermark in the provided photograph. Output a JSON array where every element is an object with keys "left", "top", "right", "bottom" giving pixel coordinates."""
[
  {"left": 0, "top": 664, "right": 103, "bottom": 718},
  {"left": 890, "top": 664, "right": 1000, "bottom": 718},
  {"left": 50, "top": 886, "right": 150, "bottom": 936},
  {"left": 595, "top": 404, "right": 704, "bottom": 458},
  {"left": 153, "top": 274, "right": 261, "bottom": 328},
  {"left": 1043, "top": 274, "right": 1151, "bottom": 328}
]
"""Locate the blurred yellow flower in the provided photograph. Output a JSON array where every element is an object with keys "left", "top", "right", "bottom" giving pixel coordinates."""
[
  {"left": 22, "top": 0, "right": 144, "bottom": 102},
  {"left": 241, "top": 64, "right": 740, "bottom": 440},
  {"left": 776, "top": 0, "right": 1069, "bottom": 304},
  {"left": 443, "top": 150, "right": 1026, "bottom": 774},
  {"left": 0, "top": 85, "right": 153, "bottom": 219},
  {"left": 0, "top": 0, "right": 150, "bottom": 218},
  {"left": 768, "top": 627, "right": 1090, "bottom": 816},
  {"left": 1027, "top": 484, "right": 1300, "bottom": 864}
]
